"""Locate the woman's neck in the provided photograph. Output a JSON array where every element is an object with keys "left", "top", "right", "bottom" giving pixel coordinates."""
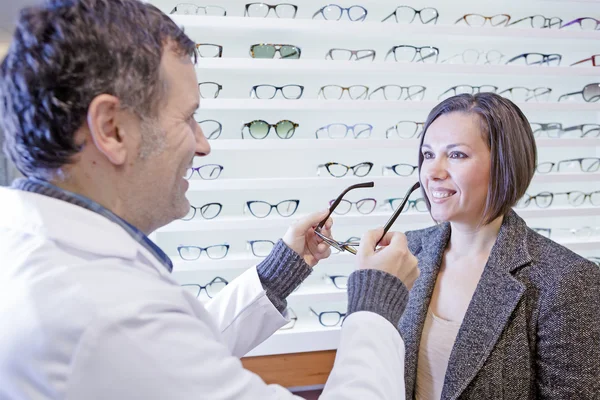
[{"left": 447, "top": 215, "right": 504, "bottom": 258}]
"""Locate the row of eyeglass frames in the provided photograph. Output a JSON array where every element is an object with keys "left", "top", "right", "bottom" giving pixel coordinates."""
[
  {"left": 170, "top": 3, "right": 600, "bottom": 31},
  {"left": 192, "top": 43, "right": 599, "bottom": 68},
  {"left": 196, "top": 82, "right": 600, "bottom": 103},
  {"left": 193, "top": 119, "right": 600, "bottom": 140}
]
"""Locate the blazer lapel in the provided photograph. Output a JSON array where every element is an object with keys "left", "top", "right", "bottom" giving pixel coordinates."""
[
  {"left": 399, "top": 223, "right": 451, "bottom": 400},
  {"left": 441, "top": 211, "right": 531, "bottom": 400}
]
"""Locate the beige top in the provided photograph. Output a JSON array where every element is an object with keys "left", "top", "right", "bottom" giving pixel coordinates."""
[{"left": 415, "top": 310, "right": 462, "bottom": 400}]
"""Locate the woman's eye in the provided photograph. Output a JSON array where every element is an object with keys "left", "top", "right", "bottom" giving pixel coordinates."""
[
  {"left": 449, "top": 151, "right": 467, "bottom": 159},
  {"left": 422, "top": 151, "right": 434, "bottom": 159}
]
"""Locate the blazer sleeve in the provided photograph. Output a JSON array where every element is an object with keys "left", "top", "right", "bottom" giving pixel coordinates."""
[{"left": 535, "top": 261, "right": 600, "bottom": 399}]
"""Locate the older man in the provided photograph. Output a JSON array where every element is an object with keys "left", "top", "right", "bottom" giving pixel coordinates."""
[{"left": 0, "top": 0, "right": 419, "bottom": 398}]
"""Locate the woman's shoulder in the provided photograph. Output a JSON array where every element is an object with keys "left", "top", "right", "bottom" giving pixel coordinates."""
[{"left": 405, "top": 224, "right": 447, "bottom": 255}]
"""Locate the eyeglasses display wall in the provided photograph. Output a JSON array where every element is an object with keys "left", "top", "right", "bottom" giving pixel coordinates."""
[{"left": 148, "top": 0, "right": 600, "bottom": 357}]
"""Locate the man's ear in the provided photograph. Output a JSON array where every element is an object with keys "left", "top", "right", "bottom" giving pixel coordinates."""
[{"left": 86, "top": 94, "right": 129, "bottom": 165}]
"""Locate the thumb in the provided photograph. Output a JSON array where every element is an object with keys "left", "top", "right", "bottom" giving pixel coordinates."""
[
  {"left": 358, "top": 227, "right": 385, "bottom": 257},
  {"left": 291, "top": 209, "right": 330, "bottom": 233}
]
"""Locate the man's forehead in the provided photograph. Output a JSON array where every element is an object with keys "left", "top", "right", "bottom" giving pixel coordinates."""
[{"left": 160, "top": 49, "right": 199, "bottom": 108}]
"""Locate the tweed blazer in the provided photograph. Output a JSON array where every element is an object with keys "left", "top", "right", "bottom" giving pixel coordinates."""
[{"left": 398, "top": 210, "right": 600, "bottom": 400}]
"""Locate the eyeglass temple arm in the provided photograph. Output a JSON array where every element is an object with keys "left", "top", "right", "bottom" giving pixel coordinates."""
[
  {"left": 316, "top": 182, "right": 375, "bottom": 230},
  {"left": 381, "top": 11, "right": 395, "bottom": 22},
  {"left": 376, "top": 181, "right": 421, "bottom": 246},
  {"left": 570, "top": 57, "right": 591, "bottom": 66},
  {"left": 557, "top": 91, "right": 582, "bottom": 102}
]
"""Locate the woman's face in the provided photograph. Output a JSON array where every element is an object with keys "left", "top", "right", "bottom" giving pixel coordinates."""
[{"left": 419, "top": 112, "right": 491, "bottom": 226}]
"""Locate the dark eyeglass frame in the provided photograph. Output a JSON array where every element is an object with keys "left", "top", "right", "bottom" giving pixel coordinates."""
[
  {"left": 507, "top": 15, "right": 562, "bottom": 29},
  {"left": 310, "top": 307, "right": 347, "bottom": 327},
  {"left": 186, "top": 164, "right": 224, "bottom": 180},
  {"left": 249, "top": 43, "right": 302, "bottom": 59},
  {"left": 571, "top": 55, "right": 600, "bottom": 67},
  {"left": 242, "top": 119, "right": 299, "bottom": 139},
  {"left": 382, "top": 163, "right": 419, "bottom": 177},
  {"left": 170, "top": 4, "right": 227, "bottom": 16},
  {"left": 558, "top": 83, "right": 600, "bottom": 103},
  {"left": 324, "top": 274, "right": 349, "bottom": 289},
  {"left": 250, "top": 84, "right": 304, "bottom": 99},
  {"left": 244, "top": 3, "right": 298, "bottom": 18},
  {"left": 317, "top": 162, "right": 374, "bottom": 177},
  {"left": 181, "top": 202, "right": 223, "bottom": 221},
  {"left": 198, "top": 82, "right": 223, "bottom": 99},
  {"left": 245, "top": 200, "right": 300, "bottom": 218},
  {"left": 498, "top": 86, "right": 552, "bottom": 102},
  {"left": 312, "top": 4, "right": 368, "bottom": 21},
  {"left": 537, "top": 158, "right": 600, "bottom": 173},
  {"left": 556, "top": 191, "right": 600, "bottom": 206},
  {"left": 385, "top": 45, "right": 440, "bottom": 63},
  {"left": 247, "top": 240, "right": 276, "bottom": 257},
  {"left": 177, "top": 245, "right": 230, "bottom": 260},
  {"left": 517, "top": 192, "right": 554, "bottom": 209},
  {"left": 315, "top": 123, "right": 373, "bottom": 139},
  {"left": 438, "top": 84, "right": 498, "bottom": 100},
  {"left": 368, "top": 85, "right": 426, "bottom": 101},
  {"left": 197, "top": 119, "right": 223, "bottom": 140},
  {"left": 385, "top": 197, "right": 429, "bottom": 213},
  {"left": 181, "top": 277, "right": 229, "bottom": 299},
  {"left": 561, "top": 17, "right": 600, "bottom": 30},
  {"left": 563, "top": 124, "right": 600, "bottom": 138},
  {"left": 385, "top": 121, "right": 425, "bottom": 139},
  {"left": 195, "top": 43, "right": 223, "bottom": 58},
  {"left": 505, "top": 52, "right": 562, "bottom": 66},
  {"left": 455, "top": 13, "right": 511, "bottom": 26},
  {"left": 325, "top": 48, "right": 376, "bottom": 61},
  {"left": 314, "top": 182, "right": 421, "bottom": 255},
  {"left": 530, "top": 122, "right": 563, "bottom": 138},
  {"left": 382, "top": 6, "right": 439, "bottom": 24}
]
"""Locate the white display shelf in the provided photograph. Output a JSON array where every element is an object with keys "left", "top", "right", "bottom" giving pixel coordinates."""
[
  {"left": 172, "top": 239, "right": 600, "bottom": 271},
  {"left": 159, "top": 207, "right": 600, "bottom": 233},
  {"left": 187, "top": 172, "right": 600, "bottom": 192},
  {"left": 196, "top": 58, "right": 600, "bottom": 78},
  {"left": 247, "top": 324, "right": 341, "bottom": 357},
  {"left": 174, "top": 15, "right": 600, "bottom": 42},
  {"left": 201, "top": 99, "right": 600, "bottom": 112}
]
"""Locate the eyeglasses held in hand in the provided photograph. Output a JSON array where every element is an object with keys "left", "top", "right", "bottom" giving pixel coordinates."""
[
  {"left": 382, "top": 6, "right": 438, "bottom": 24},
  {"left": 385, "top": 45, "right": 439, "bottom": 63},
  {"left": 498, "top": 86, "right": 552, "bottom": 102},
  {"left": 386, "top": 121, "right": 424, "bottom": 139},
  {"left": 317, "top": 162, "right": 373, "bottom": 177},
  {"left": 197, "top": 119, "right": 222, "bottom": 140},
  {"left": 382, "top": 164, "right": 418, "bottom": 177},
  {"left": 186, "top": 164, "right": 224, "bottom": 180},
  {"left": 310, "top": 307, "right": 346, "bottom": 327},
  {"left": 244, "top": 200, "right": 300, "bottom": 218},
  {"left": 244, "top": 3, "right": 298, "bottom": 18},
  {"left": 250, "top": 43, "right": 301, "bottom": 59},
  {"left": 438, "top": 85, "right": 498, "bottom": 100},
  {"left": 328, "top": 197, "right": 377, "bottom": 215},
  {"left": 250, "top": 84, "right": 304, "bottom": 99},
  {"left": 315, "top": 123, "right": 373, "bottom": 139},
  {"left": 324, "top": 274, "right": 348, "bottom": 289},
  {"left": 181, "top": 277, "right": 229, "bottom": 299},
  {"left": 505, "top": 52, "right": 562, "bottom": 66},
  {"left": 242, "top": 119, "right": 298, "bottom": 139},
  {"left": 198, "top": 82, "right": 222, "bottom": 98},
  {"left": 318, "top": 85, "right": 369, "bottom": 100},
  {"left": 195, "top": 43, "right": 223, "bottom": 58},
  {"left": 456, "top": 14, "right": 511, "bottom": 27},
  {"left": 312, "top": 4, "right": 367, "bottom": 21},
  {"left": 507, "top": 15, "right": 562, "bottom": 29},
  {"left": 558, "top": 83, "right": 600, "bottom": 103},
  {"left": 247, "top": 240, "right": 275, "bottom": 257},
  {"left": 368, "top": 85, "right": 426, "bottom": 101},
  {"left": 280, "top": 308, "right": 298, "bottom": 330},
  {"left": 178, "top": 245, "right": 230, "bottom": 260},
  {"left": 314, "top": 182, "right": 421, "bottom": 255},
  {"left": 571, "top": 55, "right": 600, "bottom": 67},
  {"left": 441, "top": 49, "right": 504, "bottom": 65},
  {"left": 170, "top": 4, "right": 226, "bottom": 16},
  {"left": 535, "top": 158, "right": 600, "bottom": 174},
  {"left": 325, "top": 48, "right": 376, "bottom": 61},
  {"left": 561, "top": 17, "right": 599, "bottom": 31},
  {"left": 181, "top": 202, "right": 223, "bottom": 221}
]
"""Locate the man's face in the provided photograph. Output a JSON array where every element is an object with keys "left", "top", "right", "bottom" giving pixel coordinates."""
[{"left": 133, "top": 47, "right": 210, "bottom": 232}]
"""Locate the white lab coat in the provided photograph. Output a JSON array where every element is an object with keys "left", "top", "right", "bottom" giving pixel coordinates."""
[{"left": 0, "top": 187, "right": 406, "bottom": 399}]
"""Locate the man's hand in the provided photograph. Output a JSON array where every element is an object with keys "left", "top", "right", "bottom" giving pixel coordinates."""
[
  {"left": 356, "top": 228, "right": 420, "bottom": 290},
  {"left": 283, "top": 210, "right": 333, "bottom": 267}
]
